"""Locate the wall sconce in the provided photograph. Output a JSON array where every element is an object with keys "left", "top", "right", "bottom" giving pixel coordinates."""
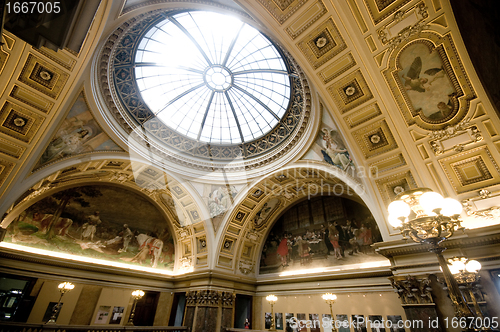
[
  {"left": 46, "top": 282, "right": 75, "bottom": 324},
  {"left": 126, "top": 289, "right": 145, "bottom": 326},
  {"left": 266, "top": 294, "right": 277, "bottom": 331},
  {"left": 322, "top": 293, "right": 337, "bottom": 332},
  {"left": 387, "top": 188, "right": 473, "bottom": 318}
]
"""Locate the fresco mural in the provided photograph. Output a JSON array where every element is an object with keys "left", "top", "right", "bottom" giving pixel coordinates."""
[
  {"left": 205, "top": 185, "right": 238, "bottom": 218},
  {"left": 5, "top": 185, "right": 175, "bottom": 271},
  {"left": 398, "top": 43, "right": 457, "bottom": 121},
  {"left": 259, "top": 196, "right": 384, "bottom": 274},
  {"left": 34, "top": 93, "right": 122, "bottom": 169},
  {"left": 302, "top": 108, "right": 356, "bottom": 176}
]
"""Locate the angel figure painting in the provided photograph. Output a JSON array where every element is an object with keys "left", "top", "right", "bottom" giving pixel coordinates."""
[
  {"left": 398, "top": 43, "right": 458, "bottom": 121},
  {"left": 320, "top": 128, "right": 353, "bottom": 171},
  {"left": 301, "top": 108, "right": 356, "bottom": 177},
  {"left": 34, "top": 93, "right": 122, "bottom": 168}
]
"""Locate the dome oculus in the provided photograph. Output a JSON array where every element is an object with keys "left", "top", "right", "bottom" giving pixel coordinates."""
[{"left": 134, "top": 11, "right": 291, "bottom": 145}]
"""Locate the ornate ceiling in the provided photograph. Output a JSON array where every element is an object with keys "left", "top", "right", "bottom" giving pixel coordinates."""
[{"left": 0, "top": 0, "right": 500, "bottom": 280}]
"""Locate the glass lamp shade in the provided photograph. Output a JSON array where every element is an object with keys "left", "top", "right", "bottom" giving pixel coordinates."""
[
  {"left": 465, "top": 260, "right": 482, "bottom": 273},
  {"left": 447, "top": 264, "right": 460, "bottom": 275},
  {"left": 132, "top": 290, "right": 145, "bottom": 298},
  {"left": 388, "top": 200, "right": 411, "bottom": 219},
  {"left": 58, "top": 282, "right": 75, "bottom": 291},
  {"left": 388, "top": 214, "right": 403, "bottom": 228},
  {"left": 266, "top": 295, "right": 278, "bottom": 303},
  {"left": 449, "top": 259, "right": 466, "bottom": 275},
  {"left": 441, "top": 198, "right": 463, "bottom": 217},
  {"left": 419, "top": 192, "right": 444, "bottom": 214},
  {"left": 322, "top": 293, "right": 337, "bottom": 301}
]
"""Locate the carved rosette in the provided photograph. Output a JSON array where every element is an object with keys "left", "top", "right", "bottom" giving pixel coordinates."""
[{"left": 389, "top": 276, "right": 434, "bottom": 304}]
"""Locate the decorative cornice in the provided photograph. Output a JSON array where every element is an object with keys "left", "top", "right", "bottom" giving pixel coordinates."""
[{"left": 374, "top": 227, "right": 500, "bottom": 258}]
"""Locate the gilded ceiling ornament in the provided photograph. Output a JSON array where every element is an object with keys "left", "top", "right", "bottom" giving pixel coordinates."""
[
  {"left": 345, "top": 86, "right": 356, "bottom": 96},
  {"left": 316, "top": 37, "right": 327, "bottom": 48},
  {"left": 462, "top": 190, "right": 500, "bottom": 219},
  {"left": 39, "top": 70, "right": 52, "bottom": 81},
  {"left": 13, "top": 117, "right": 26, "bottom": 127},
  {"left": 429, "top": 118, "right": 483, "bottom": 155},
  {"left": 378, "top": 2, "right": 429, "bottom": 51},
  {"left": 239, "top": 260, "right": 254, "bottom": 274},
  {"left": 370, "top": 134, "right": 381, "bottom": 144}
]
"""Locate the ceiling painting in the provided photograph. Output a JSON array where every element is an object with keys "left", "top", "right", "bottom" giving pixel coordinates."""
[
  {"left": 34, "top": 92, "right": 123, "bottom": 170},
  {"left": 384, "top": 33, "right": 476, "bottom": 129},
  {"left": 302, "top": 104, "right": 357, "bottom": 179}
]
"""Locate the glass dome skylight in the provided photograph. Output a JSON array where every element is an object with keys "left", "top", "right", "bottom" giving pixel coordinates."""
[{"left": 134, "top": 11, "right": 291, "bottom": 144}]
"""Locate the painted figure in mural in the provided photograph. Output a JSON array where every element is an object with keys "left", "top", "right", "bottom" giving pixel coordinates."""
[
  {"left": 207, "top": 185, "right": 237, "bottom": 217},
  {"left": 359, "top": 223, "right": 373, "bottom": 254},
  {"left": 81, "top": 211, "right": 102, "bottom": 242},
  {"left": 32, "top": 213, "right": 73, "bottom": 236},
  {"left": 398, "top": 43, "right": 457, "bottom": 120},
  {"left": 321, "top": 129, "right": 352, "bottom": 170},
  {"left": 328, "top": 222, "right": 342, "bottom": 260},
  {"left": 253, "top": 202, "right": 272, "bottom": 228},
  {"left": 118, "top": 224, "right": 134, "bottom": 253},
  {"left": 41, "top": 128, "right": 91, "bottom": 164},
  {"left": 277, "top": 233, "right": 289, "bottom": 267},
  {"left": 132, "top": 233, "right": 163, "bottom": 268}
]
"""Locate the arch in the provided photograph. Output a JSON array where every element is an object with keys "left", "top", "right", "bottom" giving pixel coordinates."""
[
  {"left": 215, "top": 162, "right": 390, "bottom": 276},
  {"left": 1, "top": 158, "right": 213, "bottom": 274}
]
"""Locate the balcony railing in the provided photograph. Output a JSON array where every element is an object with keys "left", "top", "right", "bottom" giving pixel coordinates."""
[{"left": 0, "top": 323, "right": 189, "bottom": 332}]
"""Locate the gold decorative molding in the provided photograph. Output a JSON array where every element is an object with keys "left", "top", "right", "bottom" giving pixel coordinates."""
[
  {"left": 389, "top": 275, "right": 434, "bottom": 304},
  {"left": 0, "top": 158, "right": 15, "bottom": 187},
  {"left": 375, "top": 170, "right": 417, "bottom": 205},
  {"left": 428, "top": 118, "right": 483, "bottom": 155},
  {"left": 377, "top": 2, "right": 428, "bottom": 51},
  {"left": 439, "top": 146, "right": 500, "bottom": 194},
  {"left": 0, "top": 137, "right": 25, "bottom": 159},
  {"left": 257, "top": 0, "right": 308, "bottom": 25},
  {"left": 9, "top": 85, "right": 54, "bottom": 114},
  {"left": 296, "top": 17, "right": 347, "bottom": 69},
  {"left": 363, "top": 0, "right": 412, "bottom": 25},
  {"left": 18, "top": 54, "right": 69, "bottom": 99},
  {"left": 317, "top": 53, "right": 356, "bottom": 84},
  {"left": 352, "top": 119, "right": 398, "bottom": 158},
  {"left": 462, "top": 189, "right": 500, "bottom": 219},
  {"left": 285, "top": 1, "right": 327, "bottom": 39},
  {"left": 327, "top": 69, "right": 373, "bottom": 114},
  {"left": 0, "top": 101, "right": 44, "bottom": 143},
  {"left": 343, "top": 102, "right": 381, "bottom": 128}
]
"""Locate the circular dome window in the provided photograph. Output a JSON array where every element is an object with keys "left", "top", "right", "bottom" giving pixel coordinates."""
[
  {"left": 134, "top": 11, "right": 291, "bottom": 145},
  {"left": 99, "top": 7, "right": 310, "bottom": 168}
]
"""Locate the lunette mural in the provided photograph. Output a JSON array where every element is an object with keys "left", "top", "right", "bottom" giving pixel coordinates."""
[
  {"left": 259, "top": 196, "right": 383, "bottom": 274},
  {"left": 5, "top": 185, "right": 175, "bottom": 270}
]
